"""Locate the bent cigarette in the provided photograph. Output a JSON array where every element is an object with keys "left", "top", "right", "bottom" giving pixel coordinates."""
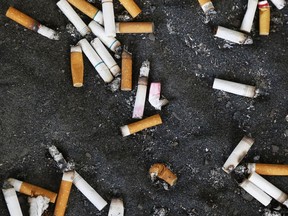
[
  {"left": 67, "top": 0, "right": 103, "bottom": 25},
  {"left": 89, "top": 20, "right": 122, "bottom": 53},
  {"left": 213, "top": 78, "right": 256, "bottom": 98},
  {"left": 121, "top": 49, "right": 132, "bottom": 91},
  {"left": 270, "top": 0, "right": 286, "bottom": 9},
  {"left": 149, "top": 82, "right": 169, "bottom": 110},
  {"left": 248, "top": 172, "right": 288, "bottom": 205},
  {"left": 91, "top": 38, "right": 121, "bottom": 77},
  {"left": 71, "top": 45, "right": 84, "bottom": 87},
  {"left": 108, "top": 198, "right": 124, "bottom": 216},
  {"left": 222, "top": 136, "right": 254, "bottom": 173},
  {"left": 2, "top": 182, "right": 23, "bottom": 216},
  {"left": 116, "top": 22, "right": 154, "bottom": 33},
  {"left": 198, "top": 0, "right": 215, "bottom": 14},
  {"left": 73, "top": 171, "right": 107, "bottom": 210},
  {"left": 28, "top": 196, "right": 50, "bottom": 216},
  {"left": 132, "top": 60, "right": 150, "bottom": 119},
  {"left": 149, "top": 163, "right": 177, "bottom": 186},
  {"left": 240, "top": 0, "right": 258, "bottom": 33},
  {"left": 78, "top": 38, "right": 114, "bottom": 83},
  {"left": 57, "top": 0, "right": 90, "bottom": 36},
  {"left": 120, "top": 114, "right": 162, "bottom": 137},
  {"left": 7, "top": 178, "right": 57, "bottom": 203},
  {"left": 54, "top": 171, "right": 75, "bottom": 216},
  {"left": 239, "top": 179, "right": 272, "bottom": 206},
  {"left": 6, "top": 7, "right": 59, "bottom": 40},
  {"left": 259, "top": 1, "right": 270, "bottom": 36},
  {"left": 214, "top": 26, "right": 253, "bottom": 45},
  {"left": 248, "top": 163, "right": 288, "bottom": 176},
  {"left": 102, "top": 0, "right": 116, "bottom": 37},
  {"left": 118, "top": 0, "right": 141, "bottom": 18}
]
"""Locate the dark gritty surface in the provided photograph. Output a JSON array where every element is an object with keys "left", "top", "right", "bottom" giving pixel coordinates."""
[{"left": 0, "top": 0, "right": 288, "bottom": 215}]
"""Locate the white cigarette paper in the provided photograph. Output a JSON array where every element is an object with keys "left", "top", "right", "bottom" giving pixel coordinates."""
[
  {"left": 222, "top": 136, "right": 254, "bottom": 173},
  {"left": 132, "top": 60, "right": 150, "bottom": 119},
  {"left": 88, "top": 20, "right": 121, "bottom": 53},
  {"left": 248, "top": 172, "right": 288, "bottom": 205},
  {"left": 148, "top": 82, "right": 169, "bottom": 110},
  {"left": 78, "top": 38, "right": 114, "bottom": 83},
  {"left": 213, "top": 78, "right": 256, "bottom": 98},
  {"left": 2, "top": 185, "right": 23, "bottom": 216},
  {"left": 214, "top": 26, "right": 253, "bottom": 45},
  {"left": 240, "top": 0, "right": 258, "bottom": 33},
  {"left": 91, "top": 38, "right": 121, "bottom": 76},
  {"left": 28, "top": 196, "right": 50, "bottom": 216},
  {"left": 73, "top": 171, "right": 107, "bottom": 210},
  {"left": 102, "top": 0, "right": 116, "bottom": 37},
  {"left": 38, "top": 25, "right": 59, "bottom": 40},
  {"left": 108, "top": 198, "right": 124, "bottom": 216},
  {"left": 239, "top": 179, "right": 272, "bottom": 206},
  {"left": 270, "top": 0, "right": 286, "bottom": 9},
  {"left": 57, "top": 0, "right": 90, "bottom": 36}
]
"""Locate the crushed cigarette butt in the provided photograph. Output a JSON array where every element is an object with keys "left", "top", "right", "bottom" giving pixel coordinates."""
[
  {"left": 148, "top": 82, "right": 169, "bottom": 110},
  {"left": 28, "top": 196, "right": 50, "bottom": 216},
  {"left": 149, "top": 163, "right": 177, "bottom": 186}
]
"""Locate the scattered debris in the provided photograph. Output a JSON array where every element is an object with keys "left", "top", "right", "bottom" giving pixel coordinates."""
[
  {"left": 109, "top": 77, "right": 121, "bottom": 92},
  {"left": 152, "top": 207, "right": 169, "bottom": 216},
  {"left": 149, "top": 163, "right": 177, "bottom": 186}
]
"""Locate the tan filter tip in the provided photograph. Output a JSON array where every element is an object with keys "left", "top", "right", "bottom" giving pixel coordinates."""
[
  {"left": 71, "top": 46, "right": 84, "bottom": 88},
  {"left": 149, "top": 163, "right": 177, "bottom": 186},
  {"left": 119, "top": 0, "right": 142, "bottom": 18},
  {"left": 258, "top": 1, "right": 270, "bottom": 36}
]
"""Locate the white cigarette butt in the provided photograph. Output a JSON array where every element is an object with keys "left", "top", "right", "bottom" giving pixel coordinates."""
[
  {"left": 270, "top": 0, "right": 286, "bottom": 9},
  {"left": 108, "top": 198, "right": 124, "bottom": 216},
  {"left": 215, "top": 26, "right": 253, "bottom": 45},
  {"left": 2, "top": 184, "right": 23, "bottom": 216},
  {"left": 240, "top": 0, "right": 258, "bottom": 33},
  {"left": 102, "top": 0, "right": 116, "bottom": 37}
]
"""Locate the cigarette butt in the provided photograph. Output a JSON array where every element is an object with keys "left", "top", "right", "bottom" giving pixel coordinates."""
[
  {"left": 2, "top": 183, "right": 23, "bottom": 216},
  {"left": 213, "top": 78, "right": 256, "bottom": 98},
  {"left": 7, "top": 178, "right": 57, "bottom": 203},
  {"left": 149, "top": 163, "right": 177, "bottom": 186},
  {"left": 88, "top": 20, "right": 122, "bottom": 53},
  {"left": 240, "top": 0, "right": 258, "bottom": 33},
  {"left": 115, "top": 22, "right": 154, "bottom": 34},
  {"left": 28, "top": 196, "right": 50, "bottom": 216},
  {"left": 198, "top": 0, "right": 215, "bottom": 14},
  {"left": 259, "top": 1, "right": 270, "bottom": 36},
  {"left": 6, "top": 7, "right": 59, "bottom": 40},
  {"left": 73, "top": 171, "right": 107, "bottom": 210},
  {"left": 91, "top": 38, "right": 121, "bottom": 77},
  {"left": 222, "top": 136, "right": 254, "bottom": 173},
  {"left": 248, "top": 172, "right": 288, "bottom": 204},
  {"left": 270, "top": 0, "right": 286, "bottom": 9},
  {"left": 121, "top": 49, "right": 132, "bottom": 91},
  {"left": 239, "top": 179, "right": 272, "bottom": 206},
  {"left": 67, "top": 0, "right": 103, "bottom": 25},
  {"left": 118, "top": 0, "right": 141, "bottom": 18},
  {"left": 214, "top": 26, "right": 253, "bottom": 45},
  {"left": 54, "top": 171, "right": 75, "bottom": 216},
  {"left": 108, "top": 198, "right": 124, "bottom": 216},
  {"left": 57, "top": 0, "right": 90, "bottom": 36},
  {"left": 102, "top": 0, "right": 116, "bottom": 37},
  {"left": 71, "top": 45, "right": 84, "bottom": 87},
  {"left": 248, "top": 163, "right": 288, "bottom": 176},
  {"left": 120, "top": 114, "right": 162, "bottom": 137},
  {"left": 149, "top": 82, "right": 169, "bottom": 110}
]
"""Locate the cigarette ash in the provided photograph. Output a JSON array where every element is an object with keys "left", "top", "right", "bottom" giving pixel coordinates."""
[
  {"left": 184, "top": 34, "right": 211, "bottom": 57},
  {"left": 205, "top": 168, "right": 226, "bottom": 189},
  {"left": 263, "top": 209, "right": 282, "bottom": 216},
  {"left": 108, "top": 77, "right": 121, "bottom": 92},
  {"left": 48, "top": 145, "right": 75, "bottom": 172},
  {"left": 117, "top": 12, "right": 133, "bottom": 22},
  {"left": 66, "top": 24, "right": 82, "bottom": 39},
  {"left": 124, "top": 96, "right": 134, "bottom": 107},
  {"left": 166, "top": 19, "right": 176, "bottom": 35},
  {"left": 152, "top": 206, "right": 169, "bottom": 216},
  {"left": 140, "top": 60, "right": 150, "bottom": 77}
]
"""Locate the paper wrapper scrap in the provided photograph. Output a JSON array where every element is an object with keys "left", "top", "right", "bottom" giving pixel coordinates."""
[
  {"left": 6, "top": 6, "right": 59, "bottom": 40},
  {"left": 67, "top": 0, "right": 103, "bottom": 25},
  {"left": 213, "top": 78, "right": 256, "bottom": 98},
  {"left": 120, "top": 114, "right": 162, "bottom": 137},
  {"left": 116, "top": 22, "right": 154, "bottom": 33},
  {"left": 121, "top": 49, "right": 132, "bottom": 91},
  {"left": 2, "top": 182, "right": 23, "bottom": 216},
  {"left": 222, "top": 136, "right": 255, "bottom": 173},
  {"left": 102, "top": 0, "right": 116, "bottom": 37},
  {"left": 28, "top": 196, "right": 50, "bottom": 216},
  {"left": 248, "top": 163, "right": 288, "bottom": 176},
  {"left": 149, "top": 82, "right": 169, "bottom": 110},
  {"left": 71, "top": 45, "right": 84, "bottom": 87},
  {"left": 118, "top": 0, "right": 141, "bottom": 18},
  {"left": 7, "top": 178, "right": 57, "bottom": 203},
  {"left": 149, "top": 163, "right": 177, "bottom": 186},
  {"left": 132, "top": 60, "right": 150, "bottom": 119},
  {"left": 214, "top": 26, "right": 253, "bottom": 45},
  {"left": 258, "top": 1, "right": 270, "bottom": 36},
  {"left": 240, "top": 0, "right": 258, "bottom": 33},
  {"left": 108, "top": 198, "right": 124, "bottom": 216}
]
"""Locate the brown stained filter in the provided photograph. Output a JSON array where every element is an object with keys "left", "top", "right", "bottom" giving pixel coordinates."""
[
  {"left": 127, "top": 114, "right": 162, "bottom": 134},
  {"left": 6, "top": 7, "right": 39, "bottom": 31},
  {"left": 149, "top": 163, "right": 177, "bottom": 186},
  {"left": 118, "top": 0, "right": 141, "bottom": 18},
  {"left": 19, "top": 182, "right": 57, "bottom": 203},
  {"left": 198, "top": 0, "right": 211, "bottom": 6},
  {"left": 67, "top": 0, "right": 99, "bottom": 19},
  {"left": 71, "top": 51, "right": 84, "bottom": 87},
  {"left": 117, "top": 22, "right": 154, "bottom": 33},
  {"left": 255, "top": 164, "right": 288, "bottom": 176},
  {"left": 259, "top": 5, "right": 270, "bottom": 35},
  {"left": 121, "top": 50, "right": 132, "bottom": 91}
]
